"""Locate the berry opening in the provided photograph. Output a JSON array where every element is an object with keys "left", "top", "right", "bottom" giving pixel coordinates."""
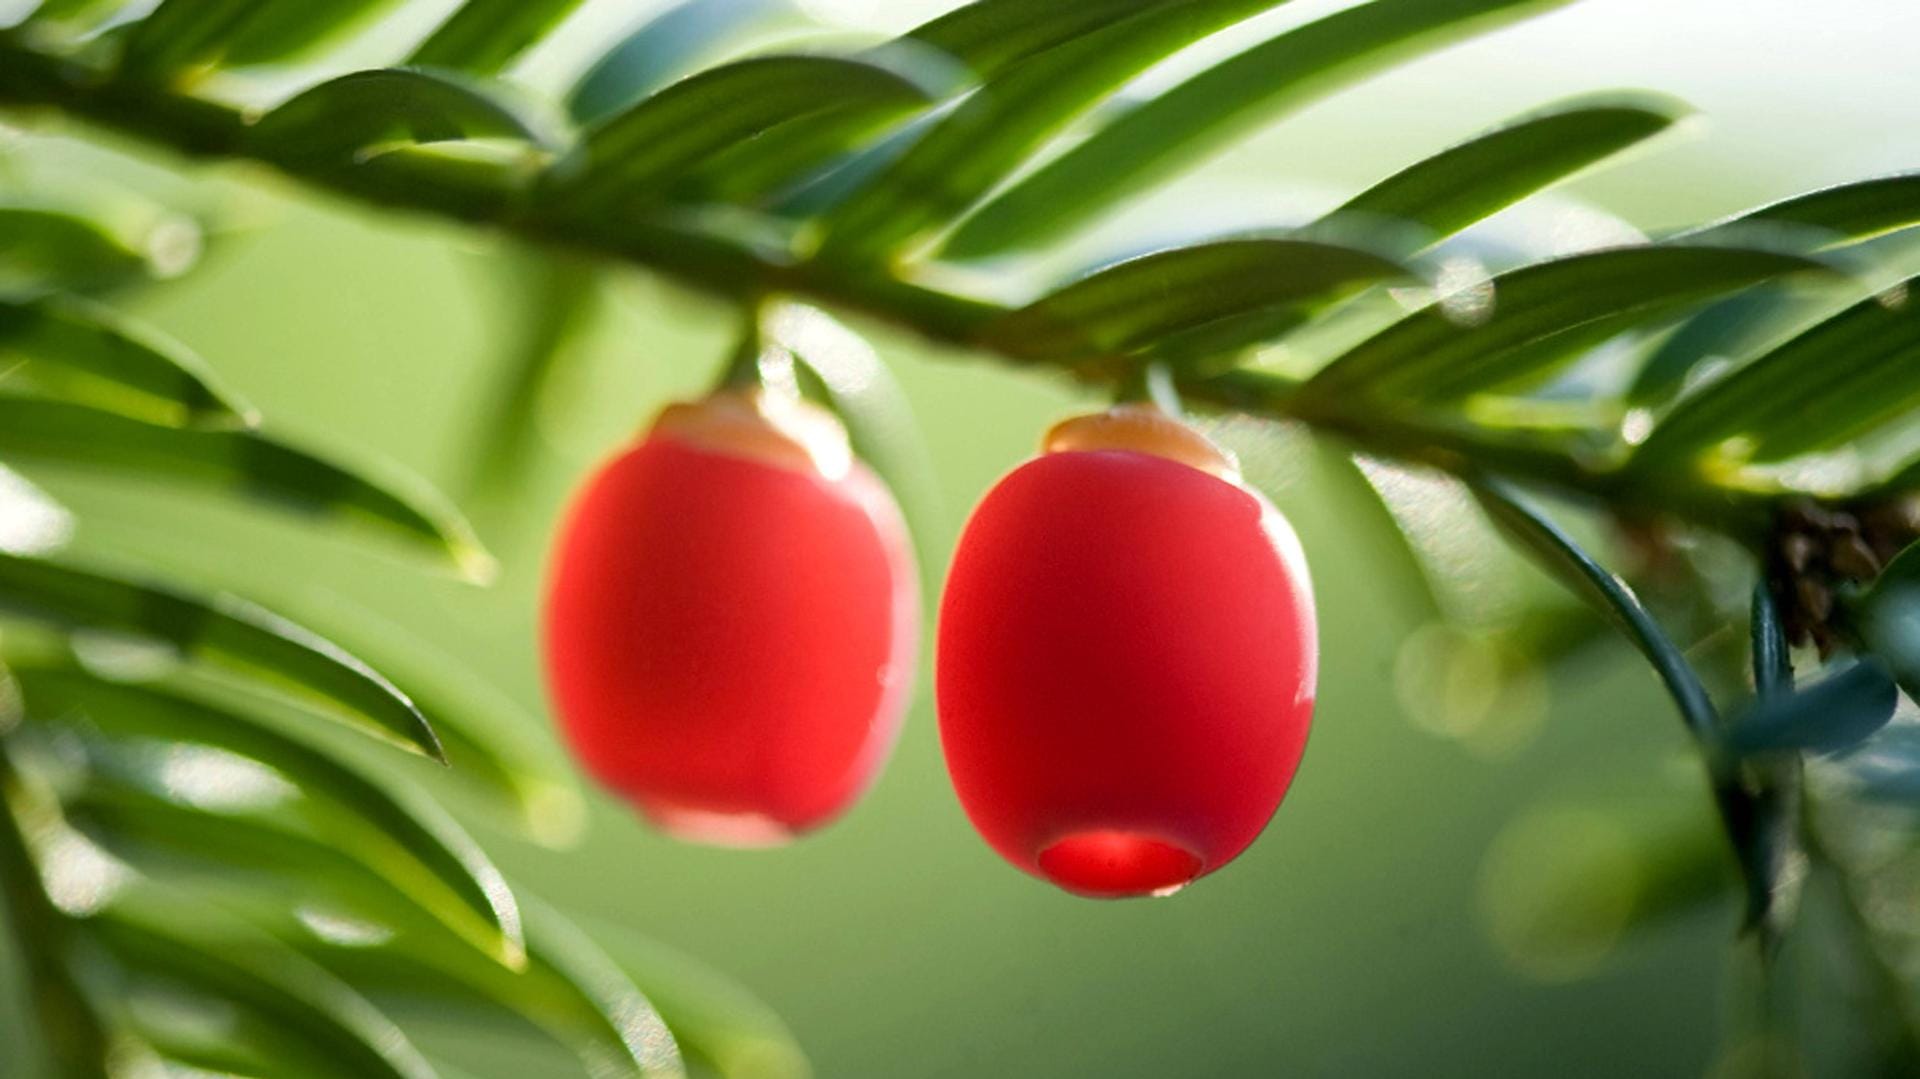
[{"left": 1036, "top": 831, "right": 1204, "bottom": 898}]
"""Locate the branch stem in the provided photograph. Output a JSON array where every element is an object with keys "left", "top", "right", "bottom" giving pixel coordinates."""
[{"left": 0, "top": 33, "right": 1779, "bottom": 538}]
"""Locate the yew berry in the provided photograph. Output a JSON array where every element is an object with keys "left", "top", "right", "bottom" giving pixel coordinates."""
[
  {"left": 938, "top": 405, "right": 1317, "bottom": 898},
  {"left": 543, "top": 388, "right": 918, "bottom": 846}
]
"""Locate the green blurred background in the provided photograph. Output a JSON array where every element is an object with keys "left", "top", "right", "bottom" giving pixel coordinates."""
[{"left": 13, "top": 1, "right": 1917, "bottom": 1075}]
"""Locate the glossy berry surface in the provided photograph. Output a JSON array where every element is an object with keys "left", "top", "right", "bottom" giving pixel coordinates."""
[
  {"left": 544, "top": 392, "right": 917, "bottom": 846},
  {"left": 938, "top": 408, "right": 1316, "bottom": 897}
]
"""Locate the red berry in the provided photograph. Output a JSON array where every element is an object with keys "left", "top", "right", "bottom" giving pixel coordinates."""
[
  {"left": 544, "top": 390, "right": 918, "bottom": 846},
  {"left": 938, "top": 405, "right": 1316, "bottom": 897}
]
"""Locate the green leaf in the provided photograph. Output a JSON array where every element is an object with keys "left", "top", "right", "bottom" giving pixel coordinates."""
[
  {"left": 1633, "top": 280, "right": 1920, "bottom": 468},
  {"left": 567, "top": 0, "right": 807, "bottom": 125},
  {"left": 15, "top": 666, "right": 524, "bottom": 968},
  {"left": 0, "top": 552, "right": 443, "bottom": 761},
  {"left": 407, "top": 702, "right": 583, "bottom": 845},
  {"left": 248, "top": 68, "right": 566, "bottom": 169},
  {"left": 1329, "top": 93, "right": 1686, "bottom": 252},
  {"left": 940, "top": 0, "right": 1575, "bottom": 259},
  {"left": 1852, "top": 540, "right": 1920, "bottom": 703},
  {"left": 0, "top": 397, "right": 489, "bottom": 575},
  {"left": 514, "top": 899, "right": 684, "bottom": 1079},
  {"left": 277, "top": 899, "right": 686, "bottom": 1078},
  {"left": 817, "top": 0, "right": 1283, "bottom": 259},
  {"left": 81, "top": 900, "right": 434, "bottom": 1079},
  {"left": 1469, "top": 478, "right": 1719, "bottom": 739},
  {"left": 1728, "top": 657, "right": 1897, "bottom": 756},
  {"left": 1623, "top": 285, "right": 1801, "bottom": 409},
  {"left": 114, "top": 0, "right": 255, "bottom": 80},
  {"left": 765, "top": 111, "right": 950, "bottom": 219},
  {"left": 274, "top": 600, "right": 585, "bottom": 847},
  {"left": 904, "top": 0, "right": 1186, "bottom": 79},
  {"left": 0, "top": 296, "right": 252, "bottom": 427},
  {"left": 1304, "top": 244, "right": 1832, "bottom": 402},
  {"left": 672, "top": 88, "right": 940, "bottom": 208},
  {"left": 0, "top": 744, "right": 110, "bottom": 1079},
  {"left": 1413, "top": 304, "right": 1662, "bottom": 401},
  {"left": 551, "top": 55, "right": 934, "bottom": 208},
  {"left": 0, "top": 203, "right": 191, "bottom": 298},
  {"left": 606, "top": 929, "right": 808, "bottom": 1079},
  {"left": 118, "top": 0, "right": 401, "bottom": 78},
  {"left": 1691, "top": 171, "right": 1920, "bottom": 247},
  {"left": 62, "top": 779, "right": 533, "bottom": 999},
  {"left": 61, "top": 780, "right": 461, "bottom": 943},
  {"left": 1139, "top": 305, "right": 1327, "bottom": 367},
  {"left": 218, "top": 1, "right": 402, "bottom": 69},
  {"left": 983, "top": 238, "right": 1408, "bottom": 361},
  {"left": 407, "top": 0, "right": 588, "bottom": 76},
  {"left": 1751, "top": 581, "right": 1791, "bottom": 697},
  {"left": 23, "top": 0, "right": 123, "bottom": 27}
]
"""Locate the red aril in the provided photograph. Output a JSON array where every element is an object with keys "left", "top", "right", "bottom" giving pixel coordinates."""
[
  {"left": 544, "top": 389, "right": 917, "bottom": 846},
  {"left": 938, "top": 404, "right": 1316, "bottom": 897}
]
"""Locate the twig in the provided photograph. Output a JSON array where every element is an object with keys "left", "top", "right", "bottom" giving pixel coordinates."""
[{"left": 0, "top": 32, "right": 1783, "bottom": 539}]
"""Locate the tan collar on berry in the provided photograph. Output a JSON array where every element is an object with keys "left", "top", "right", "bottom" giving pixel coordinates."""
[
  {"left": 1043, "top": 404, "right": 1240, "bottom": 482},
  {"left": 651, "top": 388, "right": 853, "bottom": 479}
]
